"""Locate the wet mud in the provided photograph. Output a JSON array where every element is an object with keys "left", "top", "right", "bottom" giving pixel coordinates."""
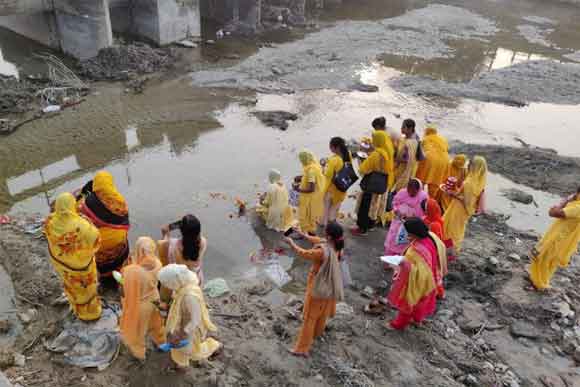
[
  {"left": 390, "top": 60, "right": 580, "bottom": 106},
  {"left": 190, "top": 4, "right": 499, "bottom": 92},
  {"left": 452, "top": 143, "right": 580, "bottom": 197}
]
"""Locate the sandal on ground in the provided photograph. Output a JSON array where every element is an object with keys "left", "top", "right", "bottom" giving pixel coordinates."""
[{"left": 363, "top": 301, "right": 385, "bottom": 316}]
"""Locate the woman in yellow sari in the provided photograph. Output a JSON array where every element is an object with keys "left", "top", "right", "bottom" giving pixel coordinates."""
[
  {"left": 416, "top": 126, "right": 449, "bottom": 198},
  {"left": 322, "top": 137, "right": 352, "bottom": 227},
  {"left": 257, "top": 169, "right": 296, "bottom": 232},
  {"left": 158, "top": 264, "right": 221, "bottom": 368},
  {"left": 440, "top": 154, "right": 468, "bottom": 211},
  {"left": 352, "top": 131, "right": 394, "bottom": 236},
  {"left": 45, "top": 192, "right": 102, "bottom": 321},
  {"left": 529, "top": 188, "right": 580, "bottom": 290},
  {"left": 443, "top": 156, "right": 487, "bottom": 253},
  {"left": 78, "top": 171, "right": 130, "bottom": 278},
  {"left": 120, "top": 237, "right": 165, "bottom": 360},
  {"left": 295, "top": 150, "right": 325, "bottom": 234},
  {"left": 393, "top": 119, "right": 420, "bottom": 192},
  {"left": 368, "top": 119, "right": 396, "bottom": 227}
]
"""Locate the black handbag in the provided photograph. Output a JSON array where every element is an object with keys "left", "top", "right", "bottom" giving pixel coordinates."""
[
  {"left": 359, "top": 153, "right": 389, "bottom": 194},
  {"left": 333, "top": 162, "right": 358, "bottom": 192},
  {"left": 360, "top": 172, "right": 388, "bottom": 194}
]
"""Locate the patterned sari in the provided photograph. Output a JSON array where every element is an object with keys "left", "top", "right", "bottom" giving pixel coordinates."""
[
  {"left": 79, "top": 171, "right": 130, "bottom": 277},
  {"left": 45, "top": 192, "right": 102, "bottom": 321}
]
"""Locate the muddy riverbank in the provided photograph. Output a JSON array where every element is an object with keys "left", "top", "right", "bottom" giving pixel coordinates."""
[{"left": 0, "top": 144, "right": 579, "bottom": 387}]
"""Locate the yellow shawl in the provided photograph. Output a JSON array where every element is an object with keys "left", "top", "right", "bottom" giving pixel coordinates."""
[{"left": 93, "top": 171, "right": 128, "bottom": 216}]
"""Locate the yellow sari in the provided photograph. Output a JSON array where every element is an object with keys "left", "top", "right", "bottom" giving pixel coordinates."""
[
  {"left": 440, "top": 155, "right": 468, "bottom": 211},
  {"left": 298, "top": 151, "right": 326, "bottom": 233},
  {"left": 393, "top": 137, "right": 419, "bottom": 192},
  {"left": 257, "top": 169, "right": 296, "bottom": 232},
  {"left": 79, "top": 171, "right": 130, "bottom": 277},
  {"left": 159, "top": 264, "right": 221, "bottom": 366},
  {"left": 529, "top": 197, "right": 580, "bottom": 289},
  {"left": 45, "top": 192, "right": 102, "bottom": 321},
  {"left": 443, "top": 156, "right": 487, "bottom": 252},
  {"left": 367, "top": 130, "right": 396, "bottom": 225},
  {"left": 416, "top": 127, "right": 450, "bottom": 198}
]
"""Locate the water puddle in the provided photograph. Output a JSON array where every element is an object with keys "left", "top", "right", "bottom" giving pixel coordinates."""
[
  {"left": 1, "top": 0, "right": 580, "bottom": 282},
  {"left": 485, "top": 173, "right": 561, "bottom": 234}
]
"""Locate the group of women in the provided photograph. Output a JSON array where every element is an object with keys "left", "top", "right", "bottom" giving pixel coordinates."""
[
  {"left": 42, "top": 115, "right": 580, "bottom": 365},
  {"left": 44, "top": 172, "right": 221, "bottom": 368},
  {"left": 254, "top": 117, "right": 491, "bottom": 354}
]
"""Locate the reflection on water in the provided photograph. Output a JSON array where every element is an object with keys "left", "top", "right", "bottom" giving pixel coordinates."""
[
  {"left": 1, "top": 0, "right": 580, "bottom": 282},
  {"left": 484, "top": 47, "right": 552, "bottom": 70},
  {"left": 379, "top": 45, "right": 554, "bottom": 82},
  {"left": 7, "top": 156, "right": 80, "bottom": 196}
]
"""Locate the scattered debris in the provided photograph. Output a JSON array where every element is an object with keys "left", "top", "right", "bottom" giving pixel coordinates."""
[
  {"left": 204, "top": 278, "right": 230, "bottom": 298},
  {"left": 0, "top": 320, "right": 12, "bottom": 334},
  {"left": 18, "top": 309, "right": 37, "bottom": 325},
  {"left": 176, "top": 40, "right": 198, "bottom": 48},
  {"left": 79, "top": 42, "right": 177, "bottom": 81}
]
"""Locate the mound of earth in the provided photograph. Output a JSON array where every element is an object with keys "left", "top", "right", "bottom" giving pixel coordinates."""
[
  {"left": 390, "top": 60, "right": 580, "bottom": 106},
  {"left": 451, "top": 143, "right": 580, "bottom": 196},
  {"left": 79, "top": 43, "right": 178, "bottom": 81}
]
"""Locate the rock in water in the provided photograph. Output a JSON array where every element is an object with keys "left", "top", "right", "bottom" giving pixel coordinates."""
[
  {"left": 501, "top": 188, "right": 534, "bottom": 205},
  {"left": 252, "top": 111, "right": 298, "bottom": 130},
  {"left": 349, "top": 82, "right": 379, "bottom": 92}
]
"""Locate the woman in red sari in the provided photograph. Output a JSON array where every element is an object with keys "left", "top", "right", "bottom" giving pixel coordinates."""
[
  {"left": 387, "top": 217, "right": 446, "bottom": 330},
  {"left": 422, "top": 199, "right": 449, "bottom": 298}
]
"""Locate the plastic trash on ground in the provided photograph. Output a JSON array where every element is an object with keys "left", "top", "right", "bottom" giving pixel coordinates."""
[
  {"left": 42, "top": 105, "right": 61, "bottom": 114},
  {"left": 46, "top": 304, "right": 120, "bottom": 371},
  {"left": 158, "top": 340, "right": 189, "bottom": 352},
  {"left": 249, "top": 249, "right": 292, "bottom": 288},
  {"left": 203, "top": 278, "right": 230, "bottom": 298}
]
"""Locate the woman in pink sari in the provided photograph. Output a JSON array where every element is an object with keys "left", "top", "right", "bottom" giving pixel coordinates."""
[
  {"left": 387, "top": 217, "right": 445, "bottom": 330},
  {"left": 384, "top": 178, "right": 428, "bottom": 255}
]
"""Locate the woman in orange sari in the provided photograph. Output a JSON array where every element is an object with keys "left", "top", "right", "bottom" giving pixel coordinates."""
[
  {"left": 284, "top": 222, "right": 344, "bottom": 357},
  {"left": 78, "top": 171, "right": 130, "bottom": 278},
  {"left": 45, "top": 192, "right": 102, "bottom": 321},
  {"left": 119, "top": 237, "right": 165, "bottom": 360}
]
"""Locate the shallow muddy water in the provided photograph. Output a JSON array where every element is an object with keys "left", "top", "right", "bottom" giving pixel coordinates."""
[{"left": 2, "top": 0, "right": 580, "bottom": 282}]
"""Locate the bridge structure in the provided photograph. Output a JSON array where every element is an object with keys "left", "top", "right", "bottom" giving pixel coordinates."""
[{"left": 0, "top": 0, "right": 203, "bottom": 59}]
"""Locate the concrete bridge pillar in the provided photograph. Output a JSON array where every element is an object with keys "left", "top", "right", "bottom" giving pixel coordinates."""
[
  {"left": 53, "top": 0, "right": 113, "bottom": 59},
  {"left": 132, "top": 0, "right": 201, "bottom": 45}
]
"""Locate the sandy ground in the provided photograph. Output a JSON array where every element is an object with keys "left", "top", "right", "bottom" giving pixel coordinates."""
[{"left": 0, "top": 144, "right": 579, "bottom": 387}]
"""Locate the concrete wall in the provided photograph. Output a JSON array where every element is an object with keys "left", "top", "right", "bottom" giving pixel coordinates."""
[
  {"left": 0, "top": 12, "right": 59, "bottom": 48},
  {"left": 158, "top": 0, "right": 201, "bottom": 44},
  {"left": 133, "top": 0, "right": 200, "bottom": 45},
  {"left": 53, "top": 0, "right": 113, "bottom": 59},
  {"left": 0, "top": 0, "right": 48, "bottom": 16}
]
